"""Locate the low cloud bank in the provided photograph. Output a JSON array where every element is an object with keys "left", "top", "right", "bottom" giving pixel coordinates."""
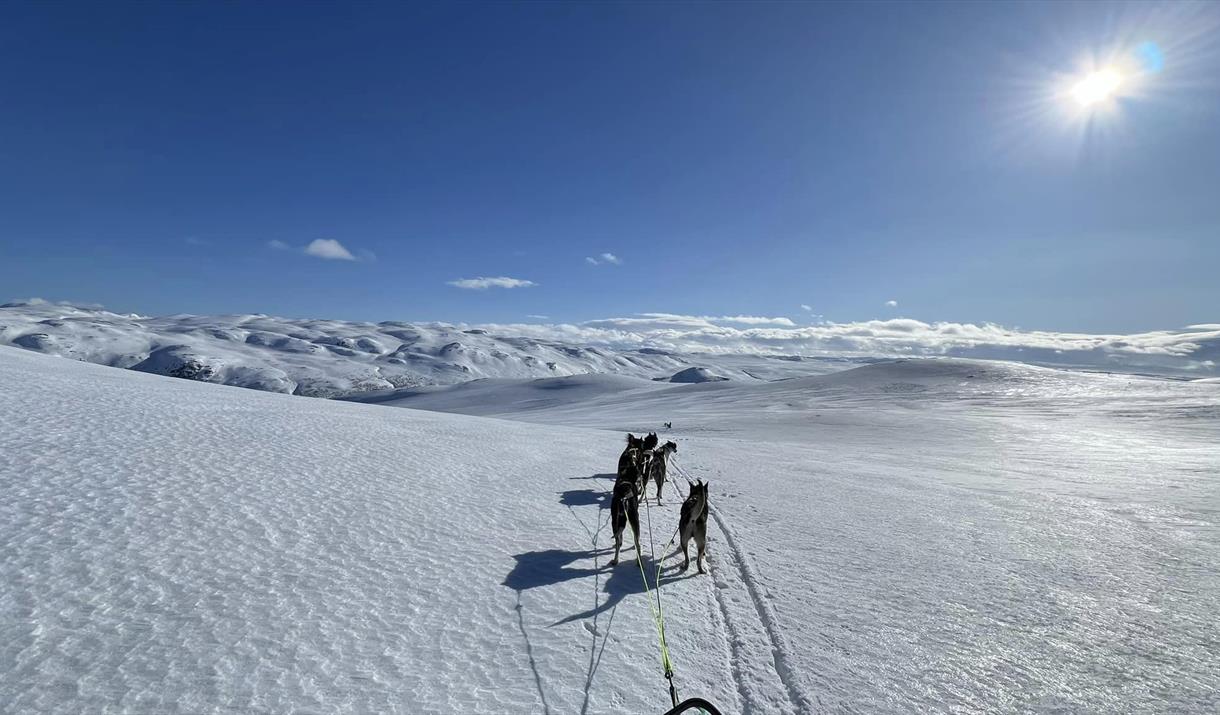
[{"left": 471, "top": 314, "right": 1219, "bottom": 375}]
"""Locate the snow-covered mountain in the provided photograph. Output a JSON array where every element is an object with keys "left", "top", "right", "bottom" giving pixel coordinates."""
[{"left": 0, "top": 302, "right": 863, "bottom": 398}]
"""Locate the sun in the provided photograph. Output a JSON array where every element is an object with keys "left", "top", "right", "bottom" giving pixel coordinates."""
[{"left": 1072, "top": 69, "right": 1122, "bottom": 107}]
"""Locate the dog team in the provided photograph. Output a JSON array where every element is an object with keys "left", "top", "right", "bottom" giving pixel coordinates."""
[{"left": 609, "top": 432, "right": 710, "bottom": 575}]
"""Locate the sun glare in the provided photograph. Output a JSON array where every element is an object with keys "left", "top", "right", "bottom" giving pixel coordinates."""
[{"left": 1071, "top": 69, "right": 1122, "bottom": 107}]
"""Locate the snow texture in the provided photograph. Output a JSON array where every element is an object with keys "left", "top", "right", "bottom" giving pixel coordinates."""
[{"left": 3, "top": 347, "right": 1218, "bottom": 713}]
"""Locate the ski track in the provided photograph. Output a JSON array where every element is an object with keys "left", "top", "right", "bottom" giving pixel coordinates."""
[
  {"left": 709, "top": 502, "right": 813, "bottom": 713},
  {"left": 672, "top": 458, "right": 812, "bottom": 715}
]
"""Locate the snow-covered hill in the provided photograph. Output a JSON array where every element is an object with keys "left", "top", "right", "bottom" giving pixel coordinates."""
[
  {"left": 0, "top": 302, "right": 859, "bottom": 398},
  {"left": 5, "top": 345, "right": 1217, "bottom": 713},
  {"left": 350, "top": 357, "right": 1220, "bottom": 438},
  {"left": 667, "top": 366, "right": 729, "bottom": 383}
]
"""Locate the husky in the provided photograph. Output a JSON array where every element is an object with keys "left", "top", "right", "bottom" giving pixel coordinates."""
[
  {"left": 609, "top": 477, "right": 641, "bottom": 566},
  {"left": 677, "top": 479, "right": 709, "bottom": 574},
  {"left": 618, "top": 433, "right": 644, "bottom": 479},
  {"left": 642, "top": 432, "right": 659, "bottom": 451},
  {"left": 617, "top": 433, "right": 653, "bottom": 495},
  {"left": 646, "top": 441, "right": 678, "bottom": 504},
  {"left": 664, "top": 421, "right": 672, "bottom": 430}
]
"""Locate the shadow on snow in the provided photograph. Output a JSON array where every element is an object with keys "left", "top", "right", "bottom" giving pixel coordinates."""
[
  {"left": 502, "top": 474, "right": 697, "bottom": 713},
  {"left": 558, "top": 488, "right": 608, "bottom": 508},
  {"left": 568, "top": 472, "right": 618, "bottom": 481}
]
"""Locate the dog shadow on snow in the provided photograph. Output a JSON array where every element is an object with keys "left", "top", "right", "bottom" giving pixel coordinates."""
[
  {"left": 557, "top": 487, "right": 607, "bottom": 508},
  {"left": 503, "top": 476, "right": 697, "bottom": 715},
  {"left": 567, "top": 472, "right": 617, "bottom": 482},
  {"left": 504, "top": 485, "right": 698, "bottom": 625}
]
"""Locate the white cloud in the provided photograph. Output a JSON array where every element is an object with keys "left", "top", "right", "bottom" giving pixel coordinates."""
[
  {"left": 305, "top": 239, "right": 356, "bottom": 261},
  {"left": 267, "top": 239, "right": 370, "bottom": 261},
  {"left": 526, "top": 314, "right": 551, "bottom": 320},
  {"left": 579, "top": 313, "right": 795, "bottom": 331},
  {"left": 2, "top": 297, "right": 109, "bottom": 311},
  {"left": 586, "top": 252, "right": 622, "bottom": 266},
  {"left": 447, "top": 276, "right": 538, "bottom": 290},
  {"left": 885, "top": 300, "right": 898, "bottom": 308},
  {"left": 460, "top": 315, "right": 1220, "bottom": 375},
  {"left": 716, "top": 315, "right": 797, "bottom": 326},
  {"left": 800, "top": 304, "right": 813, "bottom": 312}
]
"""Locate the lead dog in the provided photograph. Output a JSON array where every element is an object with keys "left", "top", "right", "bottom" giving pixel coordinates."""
[
  {"left": 678, "top": 479, "right": 709, "bottom": 574},
  {"left": 609, "top": 476, "right": 641, "bottom": 566}
]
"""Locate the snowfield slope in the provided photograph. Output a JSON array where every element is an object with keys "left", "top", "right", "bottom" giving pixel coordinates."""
[
  {"left": 0, "top": 346, "right": 739, "bottom": 714},
  {"left": 3, "top": 347, "right": 1219, "bottom": 713},
  {"left": 0, "top": 302, "right": 860, "bottom": 398},
  {"left": 356, "top": 357, "right": 1220, "bottom": 712}
]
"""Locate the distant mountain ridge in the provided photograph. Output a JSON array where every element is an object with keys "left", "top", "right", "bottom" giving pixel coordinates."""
[{"left": 0, "top": 302, "right": 855, "bottom": 398}]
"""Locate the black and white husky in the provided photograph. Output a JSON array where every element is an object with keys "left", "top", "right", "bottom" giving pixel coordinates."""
[
  {"left": 618, "top": 433, "right": 645, "bottom": 478},
  {"left": 646, "top": 441, "right": 678, "bottom": 504},
  {"left": 618, "top": 433, "right": 653, "bottom": 495},
  {"left": 678, "top": 479, "right": 709, "bottom": 574},
  {"left": 609, "top": 476, "right": 641, "bottom": 566}
]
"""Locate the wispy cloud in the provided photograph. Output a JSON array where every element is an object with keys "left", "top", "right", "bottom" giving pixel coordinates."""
[
  {"left": 526, "top": 314, "right": 551, "bottom": 320},
  {"left": 268, "top": 240, "right": 291, "bottom": 250},
  {"left": 717, "top": 315, "right": 797, "bottom": 326},
  {"left": 885, "top": 300, "right": 899, "bottom": 308},
  {"left": 2, "top": 297, "right": 109, "bottom": 311},
  {"left": 800, "top": 304, "right": 813, "bottom": 312},
  {"left": 581, "top": 313, "right": 795, "bottom": 331},
  {"left": 447, "top": 276, "right": 538, "bottom": 290},
  {"left": 184, "top": 237, "right": 210, "bottom": 246},
  {"left": 586, "top": 252, "right": 622, "bottom": 266}
]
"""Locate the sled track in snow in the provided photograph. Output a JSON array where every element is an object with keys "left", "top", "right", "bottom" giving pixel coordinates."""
[
  {"left": 705, "top": 525, "right": 769, "bottom": 714},
  {"left": 708, "top": 502, "right": 814, "bottom": 714}
]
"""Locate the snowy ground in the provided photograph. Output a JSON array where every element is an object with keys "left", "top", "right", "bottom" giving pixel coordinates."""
[{"left": 3, "top": 347, "right": 1218, "bottom": 713}]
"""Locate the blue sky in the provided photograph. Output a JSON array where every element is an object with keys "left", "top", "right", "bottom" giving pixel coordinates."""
[{"left": 2, "top": 1, "right": 1217, "bottom": 333}]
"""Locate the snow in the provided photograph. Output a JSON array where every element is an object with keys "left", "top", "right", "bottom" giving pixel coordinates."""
[
  {"left": 3, "top": 347, "right": 1218, "bottom": 713},
  {"left": 349, "top": 373, "right": 671, "bottom": 417},
  {"left": 0, "top": 303, "right": 863, "bottom": 398},
  {"left": 667, "top": 367, "right": 729, "bottom": 383}
]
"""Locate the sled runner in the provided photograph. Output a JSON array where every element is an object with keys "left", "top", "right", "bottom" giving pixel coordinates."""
[{"left": 661, "top": 697, "right": 725, "bottom": 715}]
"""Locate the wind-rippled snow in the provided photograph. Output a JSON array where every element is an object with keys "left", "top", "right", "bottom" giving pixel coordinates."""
[{"left": 3, "top": 348, "right": 1218, "bottom": 713}]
